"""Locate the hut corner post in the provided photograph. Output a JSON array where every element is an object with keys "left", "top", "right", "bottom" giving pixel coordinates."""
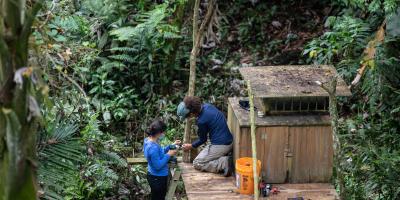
[
  {"left": 316, "top": 76, "right": 345, "bottom": 199},
  {"left": 247, "top": 80, "right": 260, "bottom": 199}
]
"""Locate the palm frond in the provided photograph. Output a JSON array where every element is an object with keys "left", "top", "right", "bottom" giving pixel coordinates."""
[
  {"left": 37, "top": 118, "right": 85, "bottom": 199},
  {"left": 99, "top": 151, "right": 127, "bottom": 168}
]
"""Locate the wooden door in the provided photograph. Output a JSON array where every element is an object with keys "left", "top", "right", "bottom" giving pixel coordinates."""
[
  {"left": 235, "top": 126, "right": 288, "bottom": 183},
  {"left": 289, "top": 126, "right": 333, "bottom": 183}
]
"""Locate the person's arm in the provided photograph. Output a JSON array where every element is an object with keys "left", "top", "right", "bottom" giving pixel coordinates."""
[
  {"left": 191, "top": 123, "right": 208, "bottom": 148},
  {"left": 148, "top": 147, "right": 170, "bottom": 170},
  {"left": 162, "top": 145, "right": 171, "bottom": 153}
]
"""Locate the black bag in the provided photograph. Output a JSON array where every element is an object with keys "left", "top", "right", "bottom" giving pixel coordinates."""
[{"left": 239, "top": 100, "right": 257, "bottom": 111}]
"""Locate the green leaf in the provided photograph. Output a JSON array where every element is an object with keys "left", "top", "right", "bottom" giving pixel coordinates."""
[{"left": 386, "top": 8, "right": 400, "bottom": 37}]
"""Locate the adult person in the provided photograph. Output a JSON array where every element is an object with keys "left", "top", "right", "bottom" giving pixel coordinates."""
[
  {"left": 177, "top": 96, "right": 233, "bottom": 176},
  {"left": 143, "top": 119, "right": 181, "bottom": 200}
]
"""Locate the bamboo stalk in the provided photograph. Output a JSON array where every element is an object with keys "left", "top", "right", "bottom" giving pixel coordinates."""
[{"left": 247, "top": 80, "right": 259, "bottom": 199}]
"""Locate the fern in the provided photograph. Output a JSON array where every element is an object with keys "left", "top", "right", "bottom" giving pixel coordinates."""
[
  {"left": 334, "top": 0, "right": 400, "bottom": 14},
  {"left": 84, "top": 161, "right": 119, "bottom": 192},
  {"left": 99, "top": 151, "right": 128, "bottom": 168},
  {"left": 109, "top": 47, "right": 139, "bottom": 52},
  {"left": 162, "top": 31, "right": 182, "bottom": 39},
  {"left": 98, "top": 61, "right": 127, "bottom": 72},
  {"left": 108, "top": 54, "right": 137, "bottom": 63},
  {"left": 110, "top": 5, "right": 168, "bottom": 41},
  {"left": 37, "top": 118, "right": 85, "bottom": 199}
]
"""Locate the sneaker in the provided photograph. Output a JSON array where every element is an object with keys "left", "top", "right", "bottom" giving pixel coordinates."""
[
  {"left": 228, "top": 153, "right": 234, "bottom": 176},
  {"left": 223, "top": 155, "right": 234, "bottom": 177},
  {"left": 223, "top": 166, "right": 232, "bottom": 177}
]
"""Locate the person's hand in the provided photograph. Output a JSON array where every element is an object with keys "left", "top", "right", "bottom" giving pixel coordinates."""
[
  {"left": 182, "top": 143, "right": 192, "bottom": 151},
  {"left": 167, "top": 149, "right": 177, "bottom": 156},
  {"left": 174, "top": 140, "right": 181, "bottom": 145}
]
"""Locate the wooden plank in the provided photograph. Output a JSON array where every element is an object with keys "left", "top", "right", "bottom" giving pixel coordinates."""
[
  {"left": 289, "top": 126, "right": 333, "bottom": 183},
  {"left": 179, "top": 162, "right": 338, "bottom": 200},
  {"left": 239, "top": 65, "right": 351, "bottom": 98},
  {"left": 308, "top": 126, "right": 333, "bottom": 182},
  {"left": 235, "top": 125, "right": 333, "bottom": 183},
  {"left": 227, "top": 103, "right": 240, "bottom": 163},
  {"left": 166, "top": 169, "right": 182, "bottom": 200},
  {"left": 127, "top": 157, "right": 183, "bottom": 164},
  {"left": 263, "top": 127, "right": 288, "bottom": 183},
  {"left": 228, "top": 97, "right": 331, "bottom": 127},
  {"left": 178, "top": 162, "right": 253, "bottom": 200},
  {"left": 233, "top": 126, "right": 288, "bottom": 183},
  {"left": 268, "top": 183, "right": 338, "bottom": 200},
  {"left": 290, "top": 126, "right": 310, "bottom": 182},
  {"left": 127, "top": 157, "right": 147, "bottom": 164},
  {"left": 240, "top": 128, "right": 251, "bottom": 158}
]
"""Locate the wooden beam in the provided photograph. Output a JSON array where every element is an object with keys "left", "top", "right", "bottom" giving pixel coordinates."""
[
  {"left": 127, "top": 157, "right": 183, "bottom": 164},
  {"left": 127, "top": 157, "right": 147, "bottom": 164},
  {"left": 166, "top": 169, "right": 182, "bottom": 200}
]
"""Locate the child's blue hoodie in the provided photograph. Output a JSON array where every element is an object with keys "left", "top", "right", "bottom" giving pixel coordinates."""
[{"left": 143, "top": 138, "right": 171, "bottom": 176}]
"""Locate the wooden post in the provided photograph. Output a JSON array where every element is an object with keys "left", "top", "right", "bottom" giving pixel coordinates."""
[
  {"left": 316, "top": 76, "right": 345, "bottom": 199},
  {"left": 247, "top": 80, "right": 259, "bottom": 199},
  {"left": 166, "top": 168, "right": 182, "bottom": 200},
  {"left": 183, "top": 0, "right": 216, "bottom": 162}
]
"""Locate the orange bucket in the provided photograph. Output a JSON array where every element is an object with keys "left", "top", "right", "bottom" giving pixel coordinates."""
[{"left": 235, "top": 157, "right": 261, "bottom": 195}]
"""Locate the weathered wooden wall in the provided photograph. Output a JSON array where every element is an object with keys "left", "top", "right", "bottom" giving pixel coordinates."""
[{"left": 227, "top": 98, "right": 333, "bottom": 183}]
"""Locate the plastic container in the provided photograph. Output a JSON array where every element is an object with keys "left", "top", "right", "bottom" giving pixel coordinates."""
[{"left": 235, "top": 157, "right": 261, "bottom": 195}]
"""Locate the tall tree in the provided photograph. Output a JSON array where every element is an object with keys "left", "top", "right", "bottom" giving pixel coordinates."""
[
  {"left": 0, "top": 0, "right": 43, "bottom": 199},
  {"left": 183, "top": 0, "right": 216, "bottom": 162}
]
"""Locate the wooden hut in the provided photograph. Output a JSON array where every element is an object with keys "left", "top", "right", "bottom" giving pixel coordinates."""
[{"left": 227, "top": 65, "right": 351, "bottom": 183}]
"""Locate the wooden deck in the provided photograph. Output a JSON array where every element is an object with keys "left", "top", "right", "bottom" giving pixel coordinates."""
[{"left": 179, "top": 162, "right": 338, "bottom": 200}]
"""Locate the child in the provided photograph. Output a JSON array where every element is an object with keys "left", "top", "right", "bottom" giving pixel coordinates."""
[{"left": 143, "top": 119, "right": 180, "bottom": 200}]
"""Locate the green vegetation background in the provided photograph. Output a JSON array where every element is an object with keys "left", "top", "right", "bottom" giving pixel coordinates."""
[{"left": 31, "top": 0, "right": 400, "bottom": 199}]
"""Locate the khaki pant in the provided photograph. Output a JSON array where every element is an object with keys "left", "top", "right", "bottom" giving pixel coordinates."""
[{"left": 193, "top": 144, "right": 232, "bottom": 173}]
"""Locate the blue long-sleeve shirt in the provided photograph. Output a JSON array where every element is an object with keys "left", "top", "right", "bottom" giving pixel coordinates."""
[
  {"left": 191, "top": 103, "right": 233, "bottom": 148},
  {"left": 143, "top": 138, "right": 171, "bottom": 176}
]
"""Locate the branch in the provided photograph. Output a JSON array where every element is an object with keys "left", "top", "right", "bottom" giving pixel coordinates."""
[
  {"left": 187, "top": 0, "right": 216, "bottom": 95},
  {"left": 193, "top": 0, "right": 216, "bottom": 55},
  {"left": 192, "top": 0, "right": 200, "bottom": 47},
  {"left": 350, "top": 21, "right": 386, "bottom": 88},
  {"left": 45, "top": 53, "right": 87, "bottom": 98},
  {"left": 183, "top": 0, "right": 217, "bottom": 162},
  {"left": 60, "top": 71, "right": 87, "bottom": 99},
  {"left": 316, "top": 75, "right": 346, "bottom": 199}
]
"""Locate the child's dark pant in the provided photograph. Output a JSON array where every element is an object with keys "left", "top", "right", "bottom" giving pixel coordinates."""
[{"left": 147, "top": 173, "right": 168, "bottom": 200}]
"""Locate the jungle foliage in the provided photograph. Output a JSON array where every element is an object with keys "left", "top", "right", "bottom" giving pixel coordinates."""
[
  {"left": 304, "top": 0, "right": 400, "bottom": 199},
  {"left": 0, "top": 0, "right": 399, "bottom": 199}
]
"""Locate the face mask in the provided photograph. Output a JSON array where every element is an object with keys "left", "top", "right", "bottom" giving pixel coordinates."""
[{"left": 159, "top": 133, "right": 166, "bottom": 141}]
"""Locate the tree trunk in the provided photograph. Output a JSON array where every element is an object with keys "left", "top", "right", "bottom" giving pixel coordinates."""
[
  {"left": 183, "top": 0, "right": 216, "bottom": 162},
  {"left": 317, "top": 76, "right": 346, "bottom": 199},
  {"left": 0, "top": 0, "right": 43, "bottom": 199}
]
